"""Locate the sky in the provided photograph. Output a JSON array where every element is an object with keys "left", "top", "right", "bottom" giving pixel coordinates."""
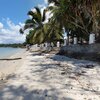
[{"left": 0, "top": 0, "right": 48, "bottom": 44}]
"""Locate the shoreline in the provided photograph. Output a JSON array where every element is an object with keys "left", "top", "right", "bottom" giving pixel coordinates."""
[
  {"left": 0, "top": 51, "right": 100, "bottom": 99},
  {"left": 0, "top": 47, "right": 25, "bottom": 59},
  {"left": 0, "top": 49, "right": 27, "bottom": 80}
]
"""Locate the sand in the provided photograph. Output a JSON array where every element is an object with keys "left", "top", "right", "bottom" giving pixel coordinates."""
[
  {"left": 0, "top": 51, "right": 100, "bottom": 100},
  {"left": 0, "top": 49, "right": 27, "bottom": 80}
]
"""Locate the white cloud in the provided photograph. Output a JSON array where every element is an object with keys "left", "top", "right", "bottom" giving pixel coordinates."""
[
  {"left": 31, "top": 4, "right": 52, "bottom": 24},
  {"left": 48, "top": 2, "right": 55, "bottom": 7},
  {"left": 31, "top": 8, "right": 37, "bottom": 13},
  {"left": 36, "top": 5, "right": 53, "bottom": 24},
  {"left": 0, "top": 18, "right": 26, "bottom": 44},
  {"left": 38, "top": 4, "right": 45, "bottom": 8},
  {"left": 43, "top": 10, "right": 53, "bottom": 24},
  {"left": 0, "top": 22, "right": 3, "bottom": 29}
]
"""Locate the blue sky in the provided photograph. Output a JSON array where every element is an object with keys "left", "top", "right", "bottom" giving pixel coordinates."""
[{"left": 0, "top": 0, "right": 48, "bottom": 44}]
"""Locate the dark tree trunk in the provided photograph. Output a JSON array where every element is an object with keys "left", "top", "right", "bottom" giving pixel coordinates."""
[{"left": 96, "top": 33, "right": 100, "bottom": 43}]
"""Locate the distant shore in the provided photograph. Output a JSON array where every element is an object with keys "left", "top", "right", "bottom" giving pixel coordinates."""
[{"left": 0, "top": 43, "right": 25, "bottom": 48}]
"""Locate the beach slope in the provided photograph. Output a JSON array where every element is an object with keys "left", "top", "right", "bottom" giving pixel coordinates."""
[{"left": 0, "top": 52, "right": 100, "bottom": 100}]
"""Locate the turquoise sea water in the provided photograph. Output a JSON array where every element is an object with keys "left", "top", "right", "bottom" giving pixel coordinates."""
[{"left": 0, "top": 47, "right": 24, "bottom": 58}]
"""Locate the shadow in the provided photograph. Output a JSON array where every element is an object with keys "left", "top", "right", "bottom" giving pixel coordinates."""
[
  {"left": 0, "top": 85, "right": 73, "bottom": 100},
  {"left": 0, "top": 52, "right": 99, "bottom": 100},
  {"left": 82, "top": 87, "right": 100, "bottom": 95},
  {"left": 31, "top": 53, "right": 42, "bottom": 56},
  {"left": 0, "top": 53, "right": 74, "bottom": 100},
  {"left": 6, "top": 74, "right": 17, "bottom": 80},
  {"left": 51, "top": 54, "right": 96, "bottom": 64},
  {"left": 36, "top": 53, "right": 100, "bottom": 97},
  {"left": 51, "top": 53, "right": 99, "bottom": 71}
]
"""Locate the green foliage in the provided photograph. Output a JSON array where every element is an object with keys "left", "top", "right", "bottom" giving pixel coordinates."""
[
  {"left": 0, "top": 43, "right": 25, "bottom": 48},
  {"left": 48, "top": 0, "right": 100, "bottom": 42},
  {"left": 20, "top": 0, "right": 100, "bottom": 44},
  {"left": 21, "top": 6, "right": 63, "bottom": 45}
]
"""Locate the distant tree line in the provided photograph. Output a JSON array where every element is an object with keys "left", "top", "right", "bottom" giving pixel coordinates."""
[{"left": 0, "top": 43, "right": 26, "bottom": 48}]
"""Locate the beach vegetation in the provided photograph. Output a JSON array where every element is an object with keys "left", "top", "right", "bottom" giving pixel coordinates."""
[
  {"left": 20, "top": 0, "right": 100, "bottom": 45},
  {"left": 20, "top": 7, "right": 63, "bottom": 45},
  {"left": 0, "top": 43, "right": 25, "bottom": 48},
  {"left": 48, "top": 0, "right": 100, "bottom": 44}
]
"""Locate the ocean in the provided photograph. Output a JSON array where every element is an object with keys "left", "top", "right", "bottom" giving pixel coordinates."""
[{"left": 0, "top": 47, "right": 24, "bottom": 58}]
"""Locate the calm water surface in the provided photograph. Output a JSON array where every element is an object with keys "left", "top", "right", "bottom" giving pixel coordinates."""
[{"left": 0, "top": 47, "right": 24, "bottom": 58}]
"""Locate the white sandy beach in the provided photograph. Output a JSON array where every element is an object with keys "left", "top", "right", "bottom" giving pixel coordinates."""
[
  {"left": 0, "top": 51, "right": 100, "bottom": 100},
  {"left": 0, "top": 50, "right": 27, "bottom": 80}
]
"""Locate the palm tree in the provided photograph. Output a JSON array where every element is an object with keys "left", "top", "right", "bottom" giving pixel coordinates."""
[
  {"left": 47, "top": 0, "right": 100, "bottom": 43},
  {"left": 20, "top": 0, "right": 100, "bottom": 45},
  {"left": 20, "top": 7, "right": 47, "bottom": 44},
  {"left": 20, "top": 6, "right": 63, "bottom": 45}
]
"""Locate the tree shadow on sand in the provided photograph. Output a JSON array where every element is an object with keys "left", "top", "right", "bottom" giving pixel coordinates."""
[
  {"left": 0, "top": 84, "right": 73, "bottom": 100},
  {"left": 0, "top": 53, "right": 99, "bottom": 100}
]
